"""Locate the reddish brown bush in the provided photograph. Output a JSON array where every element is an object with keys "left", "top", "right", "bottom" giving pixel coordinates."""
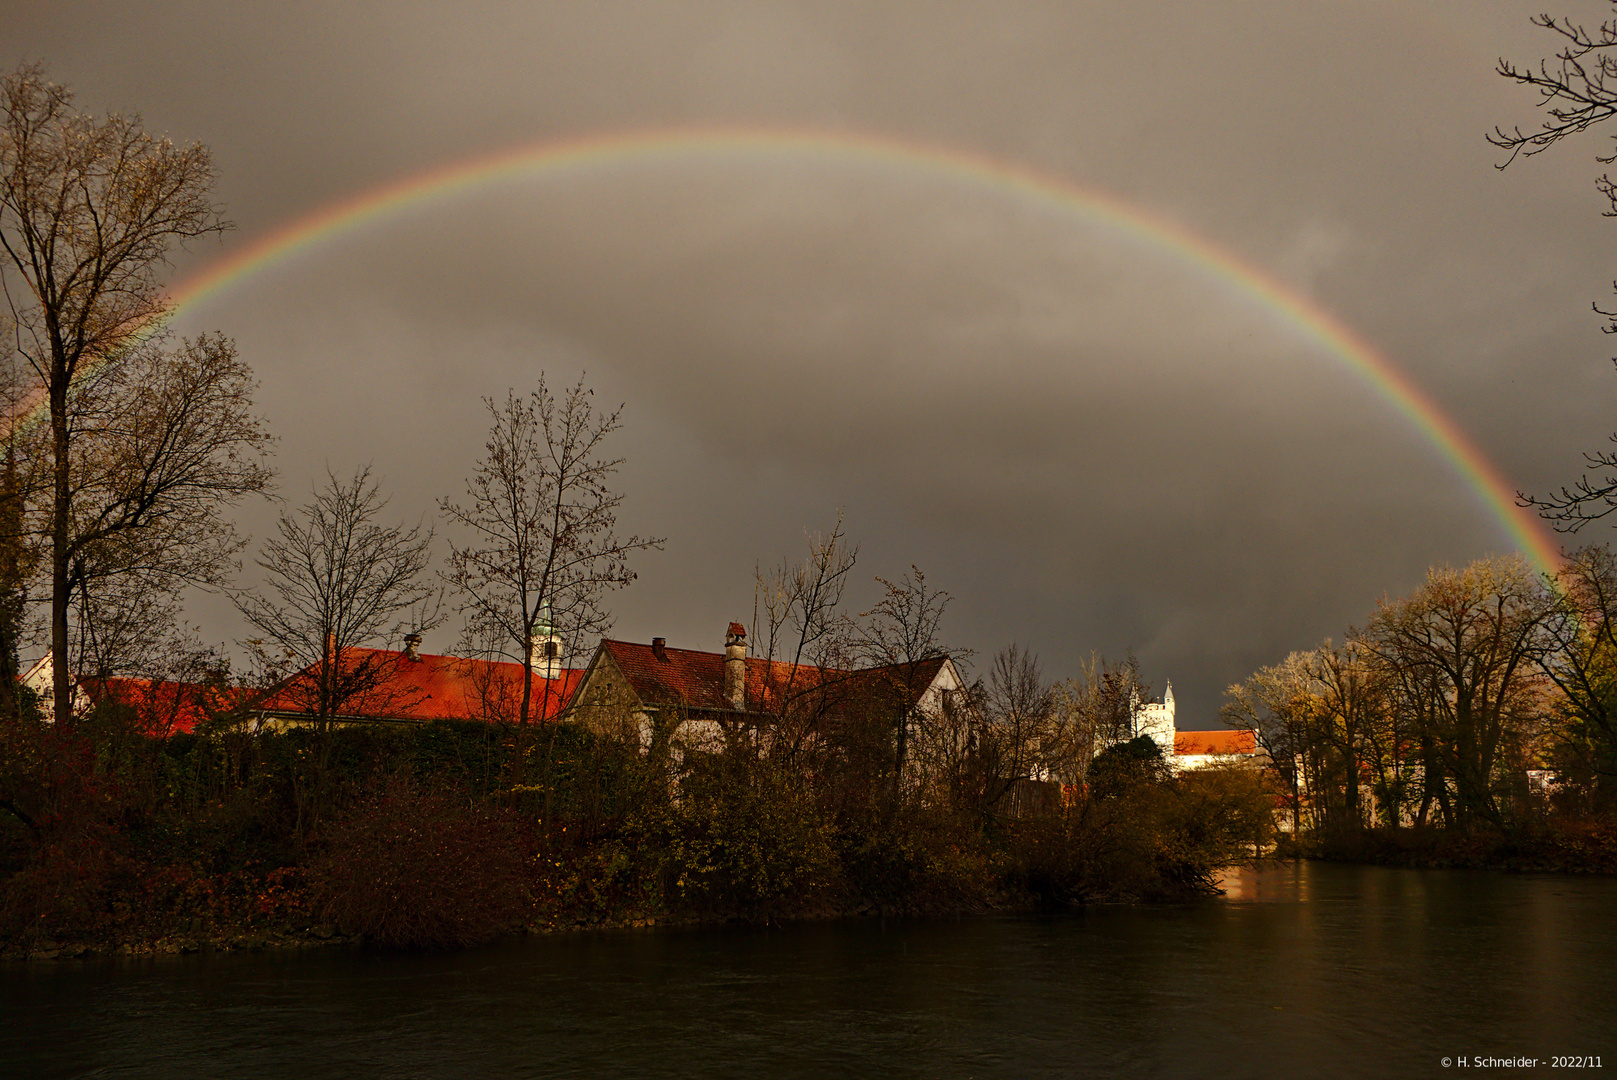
[{"left": 308, "top": 777, "right": 531, "bottom": 949}]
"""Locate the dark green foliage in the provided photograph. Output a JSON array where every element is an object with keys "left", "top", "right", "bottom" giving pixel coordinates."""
[
  {"left": 641, "top": 752, "right": 837, "bottom": 921},
  {"left": 513, "top": 722, "right": 646, "bottom": 839},
  {"left": 834, "top": 809, "right": 994, "bottom": 913},
  {"left": 1088, "top": 735, "right": 1170, "bottom": 797},
  {"left": 999, "top": 760, "right": 1276, "bottom": 903}
]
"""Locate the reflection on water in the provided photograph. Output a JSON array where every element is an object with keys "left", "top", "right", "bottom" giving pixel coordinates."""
[
  {"left": 3, "top": 862, "right": 1613, "bottom": 1079},
  {"left": 1216, "top": 859, "right": 1309, "bottom": 901}
]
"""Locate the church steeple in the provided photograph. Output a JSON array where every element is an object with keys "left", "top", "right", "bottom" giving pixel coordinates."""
[{"left": 528, "top": 600, "right": 565, "bottom": 679}]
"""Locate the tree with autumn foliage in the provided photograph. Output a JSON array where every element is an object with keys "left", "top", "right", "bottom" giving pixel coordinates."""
[
  {"left": 0, "top": 66, "right": 273, "bottom": 725},
  {"left": 1363, "top": 556, "right": 1553, "bottom": 830}
]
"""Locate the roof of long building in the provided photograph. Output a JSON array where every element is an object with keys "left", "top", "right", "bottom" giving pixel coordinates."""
[
  {"left": 1174, "top": 729, "right": 1258, "bottom": 756},
  {"left": 253, "top": 647, "right": 583, "bottom": 724},
  {"left": 82, "top": 676, "right": 247, "bottom": 736}
]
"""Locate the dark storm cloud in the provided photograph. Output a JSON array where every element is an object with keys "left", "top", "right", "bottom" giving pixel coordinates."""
[{"left": 7, "top": 1, "right": 1609, "bottom": 719}]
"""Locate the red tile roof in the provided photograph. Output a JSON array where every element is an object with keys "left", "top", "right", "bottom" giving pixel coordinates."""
[
  {"left": 83, "top": 677, "right": 246, "bottom": 737},
  {"left": 598, "top": 638, "right": 948, "bottom": 716},
  {"left": 254, "top": 647, "right": 582, "bottom": 724},
  {"left": 1174, "top": 729, "right": 1258, "bottom": 756}
]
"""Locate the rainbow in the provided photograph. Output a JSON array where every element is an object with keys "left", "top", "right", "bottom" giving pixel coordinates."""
[{"left": 75, "top": 126, "right": 1581, "bottom": 576}]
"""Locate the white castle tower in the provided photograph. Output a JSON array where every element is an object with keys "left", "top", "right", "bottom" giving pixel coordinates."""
[{"left": 1132, "top": 681, "right": 1176, "bottom": 755}]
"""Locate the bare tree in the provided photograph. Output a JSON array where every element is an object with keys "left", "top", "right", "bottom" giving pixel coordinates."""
[
  {"left": 1492, "top": 9, "right": 1617, "bottom": 525},
  {"left": 756, "top": 515, "right": 858, "bottom": 675},
  {"left": 1047, "top": 653, "right": 1150, "bottom": 790},
  {"left": 440, "top": 378, "right": 660, "bottom": 725},
  {"left": 1492, "top": 10, "right": 1617, "bottom": 172},
  {"left": 973, "top": 645, "right": 1054, "bottom": 817},
  {"left": 61, "top": 334, "right": 272, "bottom": 679},
  {"left": 236, "top": 467, "right": 437, "bottom": 727},
  {"left": 751, "top": 516, "right": 859, "bottom": 762},
  {"left": 0, "top": 65, "right": 263, "bottom": 726},
  {"left": 857, "top": 565, "right": 960, "bottom": 796}
]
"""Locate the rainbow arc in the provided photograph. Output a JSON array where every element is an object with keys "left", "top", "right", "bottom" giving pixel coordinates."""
[{"left": 22, "top": 125, "right": 1567, "bottom": 577}]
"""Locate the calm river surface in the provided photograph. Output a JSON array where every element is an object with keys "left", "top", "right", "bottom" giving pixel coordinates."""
[{"left": 2, "top": 861, "right": 1613, "bottom": 1078}]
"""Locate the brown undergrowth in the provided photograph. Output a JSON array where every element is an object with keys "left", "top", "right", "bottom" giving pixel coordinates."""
[
  {"left": 1312, "top": 819, "right": 1617, "bottom": 874},
  {"left": 1, "top": 715, "right": 1273, "bottom": 957}
]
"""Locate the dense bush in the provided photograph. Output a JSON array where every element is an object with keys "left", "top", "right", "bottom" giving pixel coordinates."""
[
  {"left": 836, "top": 809, "right": 996, "bottom": 913},
  {"left": 644, "top": 754, "right": 837, "bottom": 921},
  {"left": 1, "top": 707, "right": 1290, "bottom": 954},
  {"left": 308, "top": 774, "right": 530, "bottom": 949}
]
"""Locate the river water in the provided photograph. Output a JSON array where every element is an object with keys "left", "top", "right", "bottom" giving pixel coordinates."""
[{"left": 2, "top": 861, "right": 1613, "bottom": 1078}]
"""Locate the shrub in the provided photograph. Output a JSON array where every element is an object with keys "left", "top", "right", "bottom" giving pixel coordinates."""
[
  {"left": 649, "top": 754, "right": 837, "bottom": 921},
  {"left": 837, "top": 808, "right": 995, "bottom": 913},
  {"left": 307, "top": 775, "right": 530, "bottom": 949}
]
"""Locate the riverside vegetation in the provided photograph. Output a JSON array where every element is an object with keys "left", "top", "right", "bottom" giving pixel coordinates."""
[
  {"left": 0, "top": 697, "right": 1276, "bottom": 956},
  {"left": 1222, "top": 553, "right": 1617, "bottom": 875}
]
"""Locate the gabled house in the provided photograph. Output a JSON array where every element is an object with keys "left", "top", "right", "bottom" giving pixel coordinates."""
[
  {"left": 20, "top": 653, "right": 84, "bottom": 719},
  {"left": 566, "top": 622, "right": 968, "bottom": 759},
  {"left": 251, "top": 636, "right": 582, "bottom": 729}
]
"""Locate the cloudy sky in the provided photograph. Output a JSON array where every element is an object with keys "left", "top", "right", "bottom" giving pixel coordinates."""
[{"left": 9, "top": 1, "right": 1616, "bottom": 725}]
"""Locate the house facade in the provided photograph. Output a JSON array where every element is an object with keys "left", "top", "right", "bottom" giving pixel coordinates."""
[{"left": 566, "top": 623, "right": 969, "bottom": 761}]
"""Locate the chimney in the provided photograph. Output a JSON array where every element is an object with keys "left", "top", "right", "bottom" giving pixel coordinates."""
[
  {"left": 724, "top": 622, "right": 746, "bottom": 711},
  {"left": 403, "top": 633, "right": 422, "bottom": 661},
  {"left": 652, "top": 637, "right": 668, "bottom": 662}
]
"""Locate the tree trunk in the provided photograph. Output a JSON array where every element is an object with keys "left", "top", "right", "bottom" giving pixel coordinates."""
[{"left": 50, "top": 364, "right": 71, "bottom": 731}]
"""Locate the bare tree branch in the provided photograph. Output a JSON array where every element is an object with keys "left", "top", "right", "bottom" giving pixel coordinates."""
[
  {"left": 236, "top": 467, "right": 436, "bottom": 727},
  {"left": 440, "top": 376, "right": 661, "bottom": 725}
]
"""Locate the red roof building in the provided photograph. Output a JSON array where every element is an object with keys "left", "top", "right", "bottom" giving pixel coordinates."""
[
  {"left": 568, "top": 624, "right": 965, "bottom": 752},
  {"left": 1174, "top": 729, "right": 1259, "bottom": 756},
  {"left": 84, "top": 676, "right": 247, "bottom": 737},
  {"left": 20, "top": 653, "right": 245, "bottom": 737},
  {"left": 252, "top": 646, "right": 582, "bottom": 727}
]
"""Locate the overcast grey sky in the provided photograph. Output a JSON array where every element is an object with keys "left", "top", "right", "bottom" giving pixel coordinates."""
[{"left": 9, "top": 1, "right": 1614, "bottom": 724}]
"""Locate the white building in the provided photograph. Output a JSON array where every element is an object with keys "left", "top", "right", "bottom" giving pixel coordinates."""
[
  {"left": 1133, "top": 681, "right": 1260, "bottom": 770},
  {"left": 1133, "top": 681, "right": 1176, "bottom": 753}
]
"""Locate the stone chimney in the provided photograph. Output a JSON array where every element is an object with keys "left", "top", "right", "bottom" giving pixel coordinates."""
[
  {"left": 403, "top": 633, "right": 422, "bottom": 661},
  {"left": 652, "top": 637, "right": 668, "bottom": 662},
  {"left": 724, "top": 622, "right": 747, "bottom": 711}
]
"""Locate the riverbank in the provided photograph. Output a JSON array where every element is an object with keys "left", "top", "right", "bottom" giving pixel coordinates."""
[
  {"left": 0, "top": 801, "right": 1233, "bottom": 963},
  {"left": 0, "top": 875, "right": 1042, "bottom": 964},
  {"left": 1, "top": 720, "right": 1273, "bottom": 959},
  {"left": 1307, "top": 819, "right": 1617, "bottom": 874},
  {"left": 1, "top": 825, "right": 1187, "bottom": 963}
]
